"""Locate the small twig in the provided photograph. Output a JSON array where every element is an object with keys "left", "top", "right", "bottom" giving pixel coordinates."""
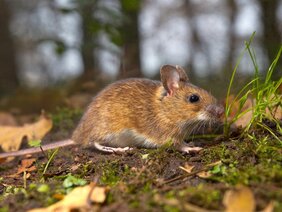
[
  {"left": 40, "top": 146, "right": 48, "bottom": 159},
  {"left": 23, "top": 171, "right": 27, "bottom": 189},
  {"left": 163, "top": 167, "right": 211, "bottom": 184},
  {"left": 184, "top": 202, "right": 220, "bottom": 212}
]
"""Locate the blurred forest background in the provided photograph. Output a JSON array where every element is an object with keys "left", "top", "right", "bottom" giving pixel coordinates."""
[{"left": 0, "top": 0, "right": 281, "bottom": 113}]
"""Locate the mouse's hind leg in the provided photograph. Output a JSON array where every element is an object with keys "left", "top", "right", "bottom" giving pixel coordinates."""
[{"left": 93, "top": 142, "right": 133, "bottom": 153}]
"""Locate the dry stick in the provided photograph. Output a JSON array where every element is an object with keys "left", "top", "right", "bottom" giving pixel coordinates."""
[
  {"left": 163, "top": 166, "right": 212, "bottom": 184},
  {"left": 183, "top": 202, "right": 220, "bottom": 212},
  {"left": 39, "top": 146, "right": 48, "bottom": 159}
]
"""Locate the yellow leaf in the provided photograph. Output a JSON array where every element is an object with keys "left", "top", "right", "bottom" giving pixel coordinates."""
[
  {"left": 223, "top": 185, "right": 255, "bottom": 212},
  {"left": 0, "top": 114, "right": 52, "bottom": 153},
  {"left": 29, "top": 184, "right": 107, "bottom": 212}
]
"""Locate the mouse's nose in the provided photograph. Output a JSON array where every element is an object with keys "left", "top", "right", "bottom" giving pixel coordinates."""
[{"left": 206, "top": 104, "right": 224, "bottom": 118}]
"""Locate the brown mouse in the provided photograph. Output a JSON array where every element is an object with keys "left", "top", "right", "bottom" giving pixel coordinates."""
[{"left": 0, "top": 65, "right": 224, "bottom": 158}]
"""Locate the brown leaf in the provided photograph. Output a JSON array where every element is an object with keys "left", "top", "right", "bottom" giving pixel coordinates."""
[
  {"left": 226, "top": 93, "right": 282, "bottom": 128},
  {"left": 0, "top": 114, "right": 52, "bottom": 153},
  {"left": 8, "top": 158, "right": 37, "bottom": 177},
  {"left": 70, "top": 164, "right": 80, "bottom": 172},
  {"left": 21, "top": 158, "right": 36, "bottom": 168},
  {"left": 179, "top": 164, "right": 195, "bottom": 173},
  {"left": 223, "top": 185, "right": 255, "bottom": 212},
  {"left": 29, "top": 184, "right": 107, "bottom": 212},
  {"left": 196, "top": 171, "right": 211, "bottom": 179},
  {"left": 265, "top": 97, "right": 282, "bottom": 120},
  {"left": 226, "top": 96, "right": 254, "bottom": 128}
]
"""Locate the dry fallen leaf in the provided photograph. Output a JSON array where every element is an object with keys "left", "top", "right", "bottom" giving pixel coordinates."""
[
  {"left": 21, "top": 158, "right": 36, "bottom": 168},
  {"left": 70, "top": 164, "right": 80, "bottom": 172},
  {"left": 179, "top": 163, "right": 195, "bottom": 173},
  {"left": 8, "top": 158, "right": 37, "bottom": 178},
  {"left": 226, "top": 94, "right": 282, "bottom": 128},
  {"left": 29, "top": 184, "right": 107, "bottom": 212},
  {"left": 225, "top": 96, "right": 254, "bottom": 128},
  {"left": 0, "top": 114, "right": 52, "bottom": 153},
  {"left": 179, "top": 161, "right": 222, "bottom": 179},
  {"left": 196, "top": 171, "right": 212, "bottom": 179},
  {"left": 266, "top": 100, "right": 282, "bottom": 120},
  {"left": 206, "top": 160, "right": 222, "bottom": 167},
  {"left": 223, "top": 185, "right": 255, "bottom": 212}
]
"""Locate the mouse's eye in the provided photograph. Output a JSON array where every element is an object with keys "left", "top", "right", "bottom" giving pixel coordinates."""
[{"left": 188, "top": 94, "right": 200, "bottom": 103}]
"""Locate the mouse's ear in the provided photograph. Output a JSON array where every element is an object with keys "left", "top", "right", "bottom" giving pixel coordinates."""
[{"left": 160, "top": 65, "right": 189, "bottom": 96}]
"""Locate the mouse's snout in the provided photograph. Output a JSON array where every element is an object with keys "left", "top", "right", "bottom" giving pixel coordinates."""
[{"left": 206, "top": 104, "right": 224, "bottom": 119}]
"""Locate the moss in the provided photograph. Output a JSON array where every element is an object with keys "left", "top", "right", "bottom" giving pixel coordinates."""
[
  {"left": 51, "top": 107, "right": 82, "bottom": 131},
  {"left": 99, "top": 162, "right": 122, "bottom": 186}
]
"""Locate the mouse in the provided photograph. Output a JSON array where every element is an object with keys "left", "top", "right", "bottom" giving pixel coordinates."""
[{"left": 0, "top": 64, "right": 224, "bottom": 159}]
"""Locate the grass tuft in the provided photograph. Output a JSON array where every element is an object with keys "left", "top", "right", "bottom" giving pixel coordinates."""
[{"left": 224, "top": 32, "right": 282, "bottom": 144}]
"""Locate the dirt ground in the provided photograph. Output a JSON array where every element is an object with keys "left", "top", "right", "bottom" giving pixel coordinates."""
[{"left": 0, "top": 115, "right": 281, "bottom": 212}]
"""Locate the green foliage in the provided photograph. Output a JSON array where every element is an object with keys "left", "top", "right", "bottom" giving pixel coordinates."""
[
  {"left": 244, "top": 44, "right": 282, "bottom": 135},
  {"left": 202, "top": 137, "right": 282, "bottom": 186},
  {"left": 28, "top": 139, "right": 42, "bottom": 147},
  {"left": 51, "top": 107, "right": 82, "bottom": 130},
  {"left": 224, "top": 33, "right": 282, "bottom": 144},
  {"left": 176, "top": 185, "right": 222, "bottom": 209},
  {"left": 121, "top": 0, "right": 140, "bottom": 11},
  {"left": 1, "top": 185, "right": 26, "bottom": 198},
  {"left": 0, "top": 206, "right": 9, "bottom": 212},
  {"left": 41, "top": 148, "right": 59, "bottom": 182},
  {"left": 54, "top": 40, "right": 66, "bottom": 55},
  {"left": 37, "top": 184, "right": 50, "bottom": 193},
  {"left": 100, "top": 161, "right": 122, "bottom": 186},
  {"left": 63, "top": 174, "right": 87, "bottom": 189},
  {"left": 224, "top": 33, "right": 256, "bottom": 134}
]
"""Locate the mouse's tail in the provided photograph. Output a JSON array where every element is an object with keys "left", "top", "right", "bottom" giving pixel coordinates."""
[{"left": 0, "top": 139, "right": 75, "bottom": 159}]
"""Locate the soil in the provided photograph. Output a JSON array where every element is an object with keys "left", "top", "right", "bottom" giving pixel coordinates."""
[{"left": 0, "top": 114, "right": 281, "bottom": 212}]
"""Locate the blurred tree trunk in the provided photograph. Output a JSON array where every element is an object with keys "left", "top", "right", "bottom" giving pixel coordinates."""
[
  {"left": 184, "top": 0, "right": 199, "bottom": 81},
  {"left": 118, "top": 0, "right": 142, "bottom": 78},
  {"left": 79, "top": 2, "right": 99, "bottom": 81},
  {"left": 258, "top": 0, "right": 281, "bottom": 79},
  {"left": 0, "top": 0, "right": 19, "bottom": 95},
  {"left": 223, "top": 0, "right": 237, "bottom": 79}
]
